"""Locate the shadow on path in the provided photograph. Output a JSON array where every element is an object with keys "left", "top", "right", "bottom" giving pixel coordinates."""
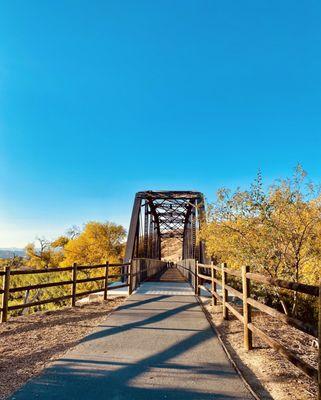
[{"left": 10, "top": 293, "right": 253, "bottom": 400}]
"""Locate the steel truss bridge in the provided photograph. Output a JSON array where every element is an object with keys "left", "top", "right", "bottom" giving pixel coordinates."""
[{"left": 125, "top": 191, "right": 207, "bottom": 263}]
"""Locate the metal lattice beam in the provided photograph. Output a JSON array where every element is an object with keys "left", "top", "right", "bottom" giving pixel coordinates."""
[{"left": 125, "top": 191, "right": 206, "bottom": 263}]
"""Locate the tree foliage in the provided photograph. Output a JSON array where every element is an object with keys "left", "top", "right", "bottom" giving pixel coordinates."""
[
  {"left": 62, "top": 221, "right": 126, "bottom": 266},
  {"left": 25, "top": 237, "right": 65, "bottom": 269},
  {"left": 201, "top": 166, "right": 321, "bottom": 285},
  {"left": 0, "top": 221, "right": 126, "bottom": 317},
  {"left": 22, "top": 221, "right": 126, "bottom": 269},
  {"left": 201, "top": 166, "right": 321, "bottom": 317}
]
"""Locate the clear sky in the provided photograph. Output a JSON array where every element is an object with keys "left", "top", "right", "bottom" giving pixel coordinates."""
[{"left": 1, "top": 1, "right": 321, "bottom": 247}]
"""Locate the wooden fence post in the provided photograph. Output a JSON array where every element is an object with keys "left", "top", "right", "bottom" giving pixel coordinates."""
[
  {"left": 242, "top": 265, "right": 253, "bottom": 351},
  {"left": 211, "top": 261, "right": 217, "bottom": 306},
  {"left": 197, "top": 261, "right": 201, "bottom": 296},
  {"left": 104, "top": 261, "right": 109, "bottom": 301},
  {"left": 222, "top": 262, "right": 228, "bottom": 320},
  {"left": 140, "top": 259, "right": 143, "bottom": 285},
  {"left": 132, "top": 260, "right": 137, "bottom": 291},
  {"left": 318, "top": 282, "right": 321, "bottom": 400},
  {"left": 1, "top": 266, "right": 11, "bottom": 323},
  {"left": 71, "top": 263, "right": 77, "bottom": 307},
  {"left": 195, "top": 261, "right": 199, "bottom": 295},
  {"left": 128, "top": 260, "right": 133, "bottom": 295},
  {"left": 135, "top": 260, "right": 139, "bottom": 288}
]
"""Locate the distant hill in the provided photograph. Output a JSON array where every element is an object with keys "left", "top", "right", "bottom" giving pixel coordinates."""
[
  {"left": 161, "top": 238, "right": 182, "bottom": 262},
  {"left": 0, "top": 248, "right": 25, "bottom": 259}
]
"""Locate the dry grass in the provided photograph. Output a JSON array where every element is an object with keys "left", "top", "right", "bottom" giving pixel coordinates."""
[
  {"left": 201, "top": 297, "right": 318, "bottom": 400},
  {"left": 0, "top": 298, "right": 126, "bottom": 400}
]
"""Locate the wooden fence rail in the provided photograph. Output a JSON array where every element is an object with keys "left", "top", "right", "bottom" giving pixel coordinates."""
[
  {"left": 192, "top": 261, "right": 321, "bottom": 398},
  {"left": 0, "top": 259, "right": 166, "bottom": 323}
]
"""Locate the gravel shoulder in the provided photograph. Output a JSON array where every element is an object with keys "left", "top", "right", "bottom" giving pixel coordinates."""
[
  {"left": 201, "top": 297, "right": 318, "bottom": 400},
  {"left": 0, "top": 298, "right": 126, "bottom": 400}
]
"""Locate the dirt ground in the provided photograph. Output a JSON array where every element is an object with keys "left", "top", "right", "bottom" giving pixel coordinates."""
[
  {"left": 201, "top": 297, "right": 318, "bottom": 400},
  {"left": 0, "top": 297, "right": 125, "bottom": 400}
]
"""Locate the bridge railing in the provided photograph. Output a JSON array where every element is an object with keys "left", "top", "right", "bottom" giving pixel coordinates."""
[
  {"left": 176, "top": 259, "right": 197, "bottom": 288},
  {"left": 130, "top": 258, "right": 168, "bottom": 292},
  {"left": 194, "top": 262, "right": 320, "bottom": 395}
]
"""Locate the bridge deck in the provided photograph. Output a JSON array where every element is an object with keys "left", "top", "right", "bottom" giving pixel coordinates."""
[
  {"left": 10, "top": 282, "right": 253, "bottom": 400},
  {"left": 147, "top": 267, "right": 187, "bottom": 282}
]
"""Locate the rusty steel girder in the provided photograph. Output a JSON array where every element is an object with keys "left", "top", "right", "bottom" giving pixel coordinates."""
[{"left": 125, "top": 191, "right": 206, "bottom": 263}]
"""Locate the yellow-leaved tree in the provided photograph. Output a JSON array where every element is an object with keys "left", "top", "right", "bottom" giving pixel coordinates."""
[
  {"left": 200, "top": 166, "right": 321, "bottom": 317},
  {"left": 62, "top": 221, "right": 126, "bottom": 266},
  {"left": 25, "top": 237, "right": 65, "bottom": 269}
]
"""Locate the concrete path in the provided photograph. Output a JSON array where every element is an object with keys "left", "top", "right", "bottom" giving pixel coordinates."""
[{"left": 10, "top": 282, "right": 253, "bottom": 400}]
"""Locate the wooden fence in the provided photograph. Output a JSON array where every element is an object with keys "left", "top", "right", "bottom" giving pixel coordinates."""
[
  {"left": 0, "top": 258, "right": 167, "bottom": 323},
  {"left": 177, "top": 260, "right": 321, "bottom": 398}
]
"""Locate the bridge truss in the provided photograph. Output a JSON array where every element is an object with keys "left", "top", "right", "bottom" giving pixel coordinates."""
[{"left": 125, "top": 191, "right": 206, "bottom": 263}]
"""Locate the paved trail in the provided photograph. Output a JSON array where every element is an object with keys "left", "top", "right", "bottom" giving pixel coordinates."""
[{"left": 10, "top": 279, "right": 253, "bottom": 400}]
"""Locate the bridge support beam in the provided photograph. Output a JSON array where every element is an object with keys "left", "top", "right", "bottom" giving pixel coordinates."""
[{"left": 125, "top": 191, "right": 207, "bottom": 266}]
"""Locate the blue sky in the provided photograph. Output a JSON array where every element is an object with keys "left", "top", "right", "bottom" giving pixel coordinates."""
[{"left": 1, "top": 1, "right": 321, "bottom": 247}]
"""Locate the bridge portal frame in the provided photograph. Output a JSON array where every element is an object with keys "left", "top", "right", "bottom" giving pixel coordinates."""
[{"left": 125, "top": 191, "right": 206, "bottom": 263}]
